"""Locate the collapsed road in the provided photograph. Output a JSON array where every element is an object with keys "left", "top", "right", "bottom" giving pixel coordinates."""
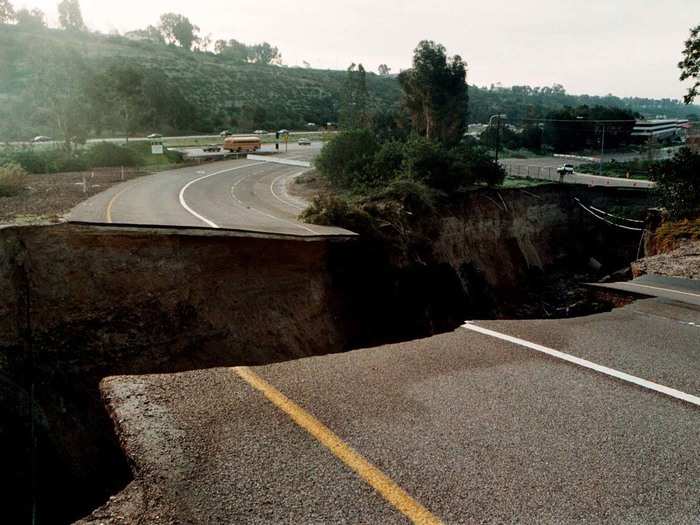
[
  {"left": 83, "top": 294, "right": 699, "bottom": 524},
  {"left": 3, "top": 146, "right": 696, "bottom": 523}
]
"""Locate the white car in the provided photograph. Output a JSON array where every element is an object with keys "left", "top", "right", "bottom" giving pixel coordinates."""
[
  {"left": 557, "top": 164, "right": 575, "bottom": 175},
  {"left": 147, "top": 133, "right": 163, "bottom": 139},
  {"left": 253, "top": 130, "right": 267, "bottom": 135},
  {"left": 298, "top": 138, "right": 311, "bottom": 146},
  {"left": 31, "top": 135, "right": 52, "bottom": 143}
]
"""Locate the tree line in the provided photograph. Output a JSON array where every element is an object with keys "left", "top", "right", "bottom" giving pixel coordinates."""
[{"left": 0, "top": 0, "right": 283, "bottom": 64}]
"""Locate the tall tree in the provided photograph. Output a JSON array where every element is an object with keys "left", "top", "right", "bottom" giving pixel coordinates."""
[
  {"left": 248, "top": 42, "right": 281, "bottom": 65},
  {"left": 339, "top": 63, "right": 370, "bottom": 129},
  {"left": 378, "top": 64, "right": 391, "bottom": 76},
  {"left": 0, "top": 0, "right": 15, "bottom": 23},
  {"left": 159, "top": 13, "right": 200, "bottom": 50},
  {"left": 31, "top": 49, "right": 94, "bottom": 146},
  {"left": 57, "top": 0, "right": 86, "bottom": 31},
  {"left": 215, "top": 39, "right": 249, "bottom": 62},
  {"left": 679, "top": 24, "right": 700, "bottom": 104},
  {"left": 93, "top": 62, "right": 147, "bottom": 142},
  {"left": 15, "top": 8, "right": 46, "bottom": 29},
  {"left": 398, "top": 41, "right": 468, "bottom": 144}
]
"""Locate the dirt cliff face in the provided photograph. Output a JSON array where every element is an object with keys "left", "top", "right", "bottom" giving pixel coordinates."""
[{"left": 0, "top": 223, "right": 356, "bottom": 525}]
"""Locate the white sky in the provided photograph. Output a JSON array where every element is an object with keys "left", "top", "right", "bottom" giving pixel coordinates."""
[{"left": 15, "top": 0, "right": 700, "bottom": 99}]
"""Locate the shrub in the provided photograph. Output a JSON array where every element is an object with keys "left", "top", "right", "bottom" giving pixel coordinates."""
[
  {"left": 84, "top": 142, "right": 140, "bottom": 167},
  {"left": 300, "top": 193, "right": 377, "bottom": 234},
  {"left": 370, "top": 140, "right": 405, "bottom": 185},
  {"left": 650, "top": 148, "right": 700, "bottom": 219},
  {"left": 0, "top": 163, "right": 28, "bottom": 197},
  {"left": 0, "top": 148, "right": 86, "bottom": 173},
  {"left": 314, "top": 130, "right": 379, "bottom": 191}
]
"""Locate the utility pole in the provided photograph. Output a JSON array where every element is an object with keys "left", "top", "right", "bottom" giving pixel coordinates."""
[
  {"left": 488, "top": 114, "right": 507, "bottom": 162},
  {"left": 599, "top": 123, "right": 605, "bottom": 176}
]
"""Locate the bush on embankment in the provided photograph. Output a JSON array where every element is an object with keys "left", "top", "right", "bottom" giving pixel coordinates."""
[
  {"left": 0, "top": 142, "right": 183, "bottom": 174},
  {"left": 0, "top": 163, "right": 28, "bottom": 197}
]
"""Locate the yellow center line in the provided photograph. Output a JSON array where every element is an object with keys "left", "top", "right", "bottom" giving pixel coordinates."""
[
  {"left": 232, "top": 366, "right": 443, "bottom": 525},
  {"left": 105, "top": 184, "right": 135, "bottom": 223}
]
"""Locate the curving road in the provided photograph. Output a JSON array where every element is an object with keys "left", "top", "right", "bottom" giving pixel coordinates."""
[{"left": 69, "top": 148, "right": 353, "bottom": 237}]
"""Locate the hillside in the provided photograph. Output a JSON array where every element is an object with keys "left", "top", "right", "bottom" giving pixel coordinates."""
[
  {"left": 0, "top": 24, "right": 401, "bottom": 139},
  {"left": 1, "top": 23, "right": 698, "bottom": 141}
]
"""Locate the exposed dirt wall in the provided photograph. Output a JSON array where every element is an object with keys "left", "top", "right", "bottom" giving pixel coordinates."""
[{"left": 0, "top": 224, "right": 356, "bottom": 524}]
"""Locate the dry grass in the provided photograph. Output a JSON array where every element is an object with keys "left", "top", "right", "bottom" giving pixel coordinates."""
[
  {"left": 655, "top": 218, "right": 700, "bottom": 253},
  {"left": 0, "top": 163, "right": 28, "bottom": 197}
]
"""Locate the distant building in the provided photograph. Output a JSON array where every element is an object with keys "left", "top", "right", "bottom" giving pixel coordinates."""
[{"left": 631, "top": 119, "right": 689, "bottom": 143}]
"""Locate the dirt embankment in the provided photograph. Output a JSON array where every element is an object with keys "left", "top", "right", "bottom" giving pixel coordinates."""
[{"left": 0, "top": 223, "right": 357, "bottom": 524}]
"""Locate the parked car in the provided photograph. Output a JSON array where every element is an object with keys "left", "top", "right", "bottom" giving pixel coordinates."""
[
  {"left": 219, "top": 130, "right": 232, "bottom": 137},
  {"left": 147, "top": 133, "right": 163, "bottom": 139},
  {"left": 31, "top": 135, "right": 52, "bottom": 143},
  {"left": 557, "top": 164, "right": 575, "bottom": 175},
  {"left": 203, "top": 144, "right": 221, "bottom": 153},
  {"left": 278, "top": 129, "right": 289, "bottom": 135},
  {"left": 297, "top": 138, "right": 311, "bottom": 146}
]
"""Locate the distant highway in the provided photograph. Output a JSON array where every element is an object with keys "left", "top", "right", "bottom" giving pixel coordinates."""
[
  {"left": 501, "top": 156, "right": 656, "bottom": 189},
  {"left": 69, "top": 145, "right": 353, "bottom": 237}
]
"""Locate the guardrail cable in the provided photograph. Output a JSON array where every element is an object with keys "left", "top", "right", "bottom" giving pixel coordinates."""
[
  {"left": 588, "top": 205, "right": 645, "bottom": 224},
  {"left": 574, "top": 198, "right": 645, "bottom": 232}
]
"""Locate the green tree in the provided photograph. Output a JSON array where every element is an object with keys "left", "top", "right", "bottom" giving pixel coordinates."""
[
  {"left": 315, "top": 129, "right": 379, "bottom": 190},
  {"left": 339, "top": 63, "right": 370, "bottom": 129},
  {"left": 31, "top": 49, "right": 94, "bottom": 146},
  {"left": 378, "top": 64, "right": 391, "bottom": 76},
  {"left": 651, "top": 148, "right": 700, "bottom": 219},
  {"left": 679, "top": 25, "right": 700, "bottom": 104},
  {"left": 57, "top": 0, "right": 86, "bottom": 31},
  {"left": 93, "top": 62, "right": 147, "bottom": 142},
  {"left": 0, "top": 0, "right": 15, "bottom": 23},
  {"left": 398, "top": 41, "right": 468, "bottom": 144},
  {"left": 159, "top": 13, "right": 200, "bottom": 49},
  {"left": 215, "top": 39, "right": 250, "bottom": 62},
  {"left": 125, "top": 25, "right": 164, "bottom": 44},
  {"left": 15, "top": 8, "right": 45, "bottom": 29},
  {"left": 248, "top": 42, "right": 281, "bottom": 65}
]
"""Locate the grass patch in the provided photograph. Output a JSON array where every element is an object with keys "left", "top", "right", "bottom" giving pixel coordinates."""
[{"left": 499, "top": 176, "right": 552, "bottom": 188}]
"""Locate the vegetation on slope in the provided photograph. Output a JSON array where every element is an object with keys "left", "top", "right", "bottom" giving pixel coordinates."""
[{"left": 2, "top": 19, "right": 699, "bottom": 142}]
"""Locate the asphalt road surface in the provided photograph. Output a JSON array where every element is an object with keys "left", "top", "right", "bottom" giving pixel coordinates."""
[
  {"left": 69, "top": 146, "right": 352, "bottom": 236},
  {"left": 89, "top": 297, "right": 700, "bottom": 524}
]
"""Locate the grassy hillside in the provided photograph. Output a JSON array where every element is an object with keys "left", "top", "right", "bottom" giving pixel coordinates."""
[
  {"left": 0, "top": 24, "right": 401, "bottom": 140},
  {"left": 1, "top": 23, "right": 698, "bottom": 142}
]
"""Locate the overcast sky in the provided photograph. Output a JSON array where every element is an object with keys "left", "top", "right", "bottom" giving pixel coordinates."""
[{"left": 15, "top": 0, "right": 700, "bottom": 99}]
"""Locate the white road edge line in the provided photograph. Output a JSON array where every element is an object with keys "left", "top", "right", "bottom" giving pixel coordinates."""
[
  {"left": 618, "top": 282, "right": 700, "bottom": 299},
  {"left": 270, "top": 171, "right": 306, "bottom": 210},
  {"left": 178, "top": 163, "right": 260, "bottom": 228},
  {"left": 462, "top": 322, "right": 700, "bottom": 407}
]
